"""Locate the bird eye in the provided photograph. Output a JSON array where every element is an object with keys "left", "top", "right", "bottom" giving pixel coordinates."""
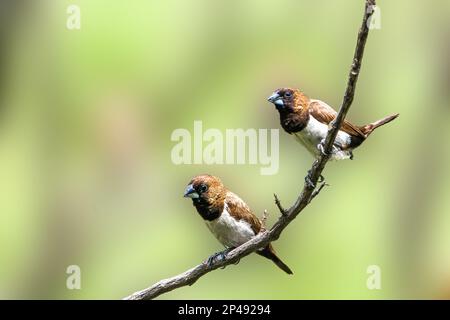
[
  {"left": 285, "top": 91, "right": 292, "bottom": 98},
  {"left": 199, "top": 184, "right": 208, "bottom": 193}
]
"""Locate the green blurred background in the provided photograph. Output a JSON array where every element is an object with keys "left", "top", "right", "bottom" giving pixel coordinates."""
[{"left": 0, "top": 0, "right": 449, "bottom": 299}]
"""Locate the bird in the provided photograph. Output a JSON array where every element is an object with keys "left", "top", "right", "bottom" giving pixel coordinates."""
[
  {"left": 267, "top": 88, "right": 399, "bottom": 161},
  {"left": 184, "top": 174, "right": 293, "bottom": 275}
]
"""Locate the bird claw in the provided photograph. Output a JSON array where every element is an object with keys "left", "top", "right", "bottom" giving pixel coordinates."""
[
  {"left": 305, "top": 170, "right": 316, "bottom": 189},
  {"left": 206, "top": 248, "right": 234, "bottom": 268},
  {"left": 206, "top": 252, "right": 224, "bottom": 268},
  {"left": 318, "top": 140, "right": 343, "bottom": 157},
  {"left": 317, "top": 141, "right": 328, "bottom": 156}
]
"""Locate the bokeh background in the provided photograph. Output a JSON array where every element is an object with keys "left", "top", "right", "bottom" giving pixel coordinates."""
[{"left": 0, "top": 0, "right": 449, "bottom": 299}]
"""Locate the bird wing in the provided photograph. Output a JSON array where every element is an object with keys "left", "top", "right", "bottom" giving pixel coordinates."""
[
  {"left": 225, "top": 192, "right": 262, "bottom": 234},
  {"left": 309, "top": 99, "right": 366, "bottom": 138}
]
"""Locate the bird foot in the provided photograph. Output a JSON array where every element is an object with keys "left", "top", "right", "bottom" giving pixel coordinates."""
[
  {"left": 305, "top": 173, "right": 314, "bottom": 189},
  {"left": 305, "top": 170, "right": 316, "bottom": 189},
  {"left": 317, "top": 141, "right": 328, "bottom": 156},
  {"left": 206, "top": 248, "right": 234, "bottom": 268},
  {"left": 318, "top": 140, "right": 341, "bottom": 157}
]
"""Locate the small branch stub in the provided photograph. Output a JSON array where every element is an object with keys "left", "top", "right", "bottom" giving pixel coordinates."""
[
  {"left": 309, "top": 181, "right": 329, "bottom": 203},
  {"left": 261, "top": 209, "right": 269, "bottom": 231},
  {"left": 274, "top": 194, "right": 288, "bottom": 216}
]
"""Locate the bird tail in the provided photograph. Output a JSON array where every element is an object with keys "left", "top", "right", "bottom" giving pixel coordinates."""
[
  {"left": 360, "top": 113, "right": 399, "bottom": 137},
  {"left": 257, "top": 244, "right": 293, "bottom": 275}
]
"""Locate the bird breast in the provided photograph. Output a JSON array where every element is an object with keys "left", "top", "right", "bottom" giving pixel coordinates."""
[
  {"left": 293, "top": 115, "right": 352, "bottom": 160},
  {"left": 205, "top": 205, "right": 255, "bottom": 248}
]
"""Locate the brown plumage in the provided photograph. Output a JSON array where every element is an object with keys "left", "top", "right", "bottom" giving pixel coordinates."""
[
  {"left": 184, "top": 174, "right": 293, "bottom": 275},
  {"left": 268, "top": 88, "right": 399, "bottom": 160}
]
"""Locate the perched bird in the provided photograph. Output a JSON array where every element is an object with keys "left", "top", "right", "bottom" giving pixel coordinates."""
[
  {"left": 268, "top": 88, "right": 399, "bottom": 161},
  {"left": 184, "top": 174, "right": 293, "bottom": 275}
]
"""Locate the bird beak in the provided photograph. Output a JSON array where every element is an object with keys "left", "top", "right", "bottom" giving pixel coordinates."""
[
  {"left": 184, "top": 184, "right": 199, "bottom": 198},
  {"left": 267, "top": 92, "right": 283, "bottom": 107}
]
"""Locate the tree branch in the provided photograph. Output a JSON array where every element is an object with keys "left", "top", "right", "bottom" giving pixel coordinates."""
[{"left": 124, "top": 0, "right": 377, "bottom": 300}]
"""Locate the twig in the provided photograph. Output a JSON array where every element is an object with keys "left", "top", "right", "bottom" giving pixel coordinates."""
[
  {"left": 309, "top": 181, "right": 329, "bottom": 203},
  {"left": 274, "top": 193, "right": 287, "bottom": 216},
  {"left": 124, "top": 0, "right": 377, "bottom": 300},
  {"left": 261, "top": 209, "right": 269, "bottom": 231}
]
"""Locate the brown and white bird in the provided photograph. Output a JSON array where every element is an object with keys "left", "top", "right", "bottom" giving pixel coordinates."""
[
  {"left": 184, "top": 174, "right": 293, "bottom": 275},
  {"left": 268, "top": 88, "right": 399, "bottom": 160}
]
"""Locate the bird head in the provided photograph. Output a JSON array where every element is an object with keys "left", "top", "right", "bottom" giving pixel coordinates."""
[
  {"left": 184, "top": 174, "right": 226, "bottom": 205},
  {"left": 267, "top": 88, "right": 308, "bottom": 113}
]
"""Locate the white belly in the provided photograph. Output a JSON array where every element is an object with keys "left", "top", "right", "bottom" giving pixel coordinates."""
[
  {"left": 293, "top": 115, "right": 352, "bottom": 161},
  {"left": 205, "top": 206, "right": 255, "bottom": 248}
]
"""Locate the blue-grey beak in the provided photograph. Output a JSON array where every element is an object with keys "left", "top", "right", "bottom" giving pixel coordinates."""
[
  {"left": 184, "top": 184, "right": 199, "bottom": 198},
  {"left": 267, "top": 92, "right": 283, "bottom": 107}
]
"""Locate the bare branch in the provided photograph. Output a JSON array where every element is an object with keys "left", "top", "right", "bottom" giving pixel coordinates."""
[{"left": 124, "top": 0, "right": 377, "bottom": 300}]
